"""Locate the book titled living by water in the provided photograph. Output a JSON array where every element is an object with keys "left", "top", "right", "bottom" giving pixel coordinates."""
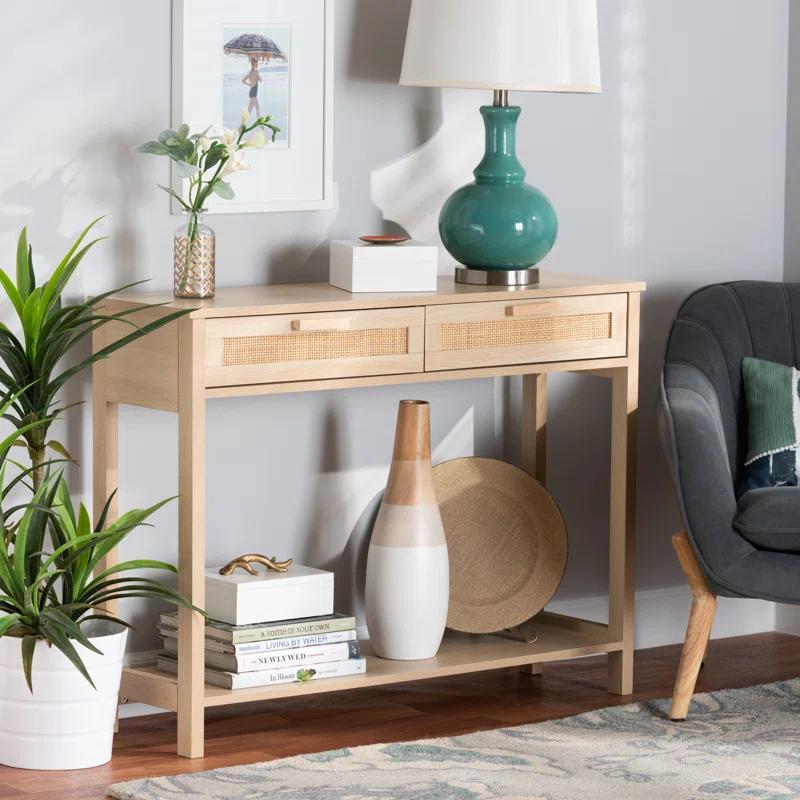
[
  {"left": 162, "top": 638, "right": 361, "bottom": 673},
  {"left": 158, "top": 625, "right": 358, "bottom": 655},
  {"left": 159, "top": 611, "right": 356, "bottom": 644},
  {"left": 157, "top": 653, "right": 367, "bottom": 690}
]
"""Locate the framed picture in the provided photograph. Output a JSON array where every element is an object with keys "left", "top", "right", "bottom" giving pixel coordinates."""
[{"left": 172, "top": 0, "right": 333, "bottom": 214}]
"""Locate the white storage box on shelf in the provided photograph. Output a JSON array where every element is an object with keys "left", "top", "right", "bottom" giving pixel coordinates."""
[
  {"left": 329, "top": 240, "right": 438, "bottom": 292},
  {"left": 205, "top": 564, "right": 334, "bottom": 626}
]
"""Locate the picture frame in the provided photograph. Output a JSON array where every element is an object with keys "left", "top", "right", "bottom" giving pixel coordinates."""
[{"left": 171, "top": 0, "right": 334, "bottom": 214}]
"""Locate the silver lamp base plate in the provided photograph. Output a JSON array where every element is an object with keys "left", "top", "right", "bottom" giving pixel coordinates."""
[{"left": 455, "top": 267, "right": 540, "bottom": 286}]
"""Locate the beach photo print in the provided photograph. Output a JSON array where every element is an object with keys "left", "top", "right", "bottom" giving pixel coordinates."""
[
  {"left": 174, "top": 0, "right": 332, "bottom": 213},
  {"left": 222, "top": 25, "right": 290, "bottom": 144}
]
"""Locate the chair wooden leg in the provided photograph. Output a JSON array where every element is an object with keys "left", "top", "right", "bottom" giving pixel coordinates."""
[{"left": 669, "top": 531, "right": 717, "bottom": 721}]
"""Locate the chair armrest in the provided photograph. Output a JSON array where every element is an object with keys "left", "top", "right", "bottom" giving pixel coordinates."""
[{"left": 658, "top": 363, "right": 755, "bottom": 593}]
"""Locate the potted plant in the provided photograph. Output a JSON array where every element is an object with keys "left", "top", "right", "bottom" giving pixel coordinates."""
[
  {"left": 136, "top": 114, "right": 279, "bottom": 299},
  {"left": 0, "top": 222, "right": 197, "bottom": 770},
  {"left": 0, "top": 466, "right": 198, "bottom": 769}
]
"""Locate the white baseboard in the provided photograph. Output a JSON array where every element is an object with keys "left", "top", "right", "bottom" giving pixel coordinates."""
[
  {"left": 118, "top": 586, "right": 777, "bottom": 719},
  {"left": 775, "top": 604, "right": 800, "bottom": 636}
]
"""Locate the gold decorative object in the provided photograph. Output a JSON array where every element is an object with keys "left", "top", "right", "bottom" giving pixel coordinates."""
[
  {"left": 174, "top": 210, "right": 215, "bottom": 299},
  {"left": 218, "top": 553, "right": 294, "bottom": 576}
]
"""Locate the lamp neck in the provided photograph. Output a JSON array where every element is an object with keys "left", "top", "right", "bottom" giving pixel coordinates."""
[
  {"left": 474, "top": 105, "right": 525, "bottom": 185},
  {"left": 493, "top": 89, "right": 509, "bottom": 107}
]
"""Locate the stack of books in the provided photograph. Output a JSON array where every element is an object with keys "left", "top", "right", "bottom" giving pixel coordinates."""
[{"left": 156, "top": 611, "right": 366, "bottom": 689}]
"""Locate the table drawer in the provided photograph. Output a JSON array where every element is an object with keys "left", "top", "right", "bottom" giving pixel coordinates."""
[
  {"left": 425, "top": 294, "right": 628, "bottom": 371},
  {"left": 205, "top": 308, "right": 425, "bottom": 387}
]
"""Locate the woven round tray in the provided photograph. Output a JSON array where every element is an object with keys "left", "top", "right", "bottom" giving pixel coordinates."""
[{"left": 432, "top": 457, "right": 567, "bottom": 634}]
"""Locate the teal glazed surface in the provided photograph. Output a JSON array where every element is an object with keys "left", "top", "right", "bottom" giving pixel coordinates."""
[{"left": 439, "top": 106, "right": 558, "bottom": 271}]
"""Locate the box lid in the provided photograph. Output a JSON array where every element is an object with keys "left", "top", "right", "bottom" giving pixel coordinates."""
[
  {"left": 332, "top": 240, "right": 439, "bottom": 263},
  {"left": 206, "top": 564, "right": 333, "bottom": 591}
]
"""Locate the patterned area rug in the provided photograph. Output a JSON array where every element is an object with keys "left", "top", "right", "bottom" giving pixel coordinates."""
[{"left": 108, "top": 679, "right": 800, "bottom": 800}]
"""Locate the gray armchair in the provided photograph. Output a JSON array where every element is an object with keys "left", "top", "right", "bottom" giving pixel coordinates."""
[{"left": 659, "top": 281, "right": 800, "bottom": 719}]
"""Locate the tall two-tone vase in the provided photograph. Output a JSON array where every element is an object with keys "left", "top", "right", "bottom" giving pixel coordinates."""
[{"left": 366, "top": 400, "right": 449, "bottom": 660}]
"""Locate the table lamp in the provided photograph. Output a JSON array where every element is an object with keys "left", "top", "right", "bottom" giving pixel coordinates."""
[{"left": 400, "top": 0, "right": 601, "bottom": 286}]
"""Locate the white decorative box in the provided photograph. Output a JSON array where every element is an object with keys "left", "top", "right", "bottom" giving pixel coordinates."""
[
  {"left": 329, "top": 240, "right": 438, "bottom": 292},
  {"left": 205, "top": 565, "right": 334, "bottom": 626}
]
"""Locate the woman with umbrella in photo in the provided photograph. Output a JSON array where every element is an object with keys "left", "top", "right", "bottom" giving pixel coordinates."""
[
  {"left": 224, "top": 33, "right": 287, "bottom": 123},
  {"left": 242, "top": 57, "right": 262, "bottom": 118}
]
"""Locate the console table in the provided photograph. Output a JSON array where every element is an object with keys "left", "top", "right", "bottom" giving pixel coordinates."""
[{"left": 92, "top": 271, "right": 644, "bottom": 758}]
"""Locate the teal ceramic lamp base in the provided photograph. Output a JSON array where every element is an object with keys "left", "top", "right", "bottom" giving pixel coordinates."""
[{"left": 440, "top": 104, "right": 558, "bottom": 286}]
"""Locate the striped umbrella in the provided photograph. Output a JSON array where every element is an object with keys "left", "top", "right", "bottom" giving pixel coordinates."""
[{"left": 223, "top": 33, "right": 287, "bottom": 63}]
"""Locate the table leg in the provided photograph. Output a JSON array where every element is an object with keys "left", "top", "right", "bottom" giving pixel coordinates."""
[
  {"left": 608, "top": 295, "right": 639, "bottom": 695},
  {"left": 177, "top": 318, "right": 207, "bottom": 758},
  {"left": 521, "top": 373, "right": 547, "bottom": 483},
  {"left": 521, "top": 373, "right": 548, "bottom": 670},
  {"left": 92, "top": 354, "right": 119, "bottom": 613}
]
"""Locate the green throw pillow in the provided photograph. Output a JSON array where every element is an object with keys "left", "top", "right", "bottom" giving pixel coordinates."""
[{"left": 741, "top": 356, "right": 800, "bottom": 492}]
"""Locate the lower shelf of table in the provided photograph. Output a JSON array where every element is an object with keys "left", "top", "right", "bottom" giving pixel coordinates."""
[{"left": 120, "top": 612, "right": 623, "bottom": 712}]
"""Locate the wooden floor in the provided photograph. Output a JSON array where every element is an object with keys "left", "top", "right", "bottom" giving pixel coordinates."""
[{"left": 2, "top": 631, "right": 799, "bottom": 799}]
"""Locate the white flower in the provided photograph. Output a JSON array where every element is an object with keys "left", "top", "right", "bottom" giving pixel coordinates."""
[
  {"left": 243, "top": 129, "right": 268, "bottom": 149},
  {"left": 223, "top": 127, "right": 239, "bottom": 148},
  {"left": 241, "top": 108, "right": 250, "bottom": 126},
  {"left": 222, "top": 148, "right": 250, "bottom": 176},
  {"left": 197, "top": 135, "right": 211, "bottom": 152},
  {"left": 210, "top": 127, "right": 239, "bottom": 151}
]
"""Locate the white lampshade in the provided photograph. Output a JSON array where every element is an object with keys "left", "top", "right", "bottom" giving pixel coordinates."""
[{"left": 400, "top": 0, "right": 601, "bottom": 94}]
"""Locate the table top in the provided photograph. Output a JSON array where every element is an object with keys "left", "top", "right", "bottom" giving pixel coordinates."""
[{"left": 114, "top": 272, "right": 646, "bottom": 319}]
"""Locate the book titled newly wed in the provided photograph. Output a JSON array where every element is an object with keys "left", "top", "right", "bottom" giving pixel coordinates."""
[
  {"left": 157, "top": 652, "right": 366, "bottom": 690},
  {"left": 162, "top": 636, "right": 361, "bottom": 673}
]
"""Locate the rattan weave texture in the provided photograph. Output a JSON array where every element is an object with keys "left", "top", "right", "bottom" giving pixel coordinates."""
[
  {"left": 440, "top": 313, "right": 611, "bottom": 351},
  {"left": 222, "top": 328, "right": 409, "bottom": 365}
]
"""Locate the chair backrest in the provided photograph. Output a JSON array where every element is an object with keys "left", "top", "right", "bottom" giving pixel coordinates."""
[{"left": 664, "top": 282, "right": 800, "bottom": 486}]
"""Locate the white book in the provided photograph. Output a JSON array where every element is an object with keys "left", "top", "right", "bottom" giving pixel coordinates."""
[
  {"left": 158, "top": 625, "right": 357, "bottom": 655},
  {"left": 158, "top": 611, "right": 355, "bottom": 644},
  {"left": 162, "top": 637, "right": 360, "bottom": 673},
  {"left": 157, "top": 653, "right": 367, "bottom": 690}
]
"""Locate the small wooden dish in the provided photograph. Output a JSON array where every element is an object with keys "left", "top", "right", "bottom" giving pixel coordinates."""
[
  {"left": 432, "top": 457, "right": 567, "bottom": 634},
  {"left": 359, "top": 235, "right": 410, "bottom": 245}
]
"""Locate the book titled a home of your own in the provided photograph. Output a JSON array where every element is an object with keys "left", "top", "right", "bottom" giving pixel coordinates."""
[
  {"left": 157, "top": 652, "right": 367, "bottom": 690},
  {"left": 159, "top": 611, "right": 356, "bottom": 645},
  {"left": 158, "top": 625, "right": 358, "bottom": 656}
]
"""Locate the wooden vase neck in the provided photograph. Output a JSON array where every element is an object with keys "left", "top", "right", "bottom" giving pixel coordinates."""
[
  {"left": 391, "top": 400, "right": 431, "bottom": 463},
  {"left": 385, "top": 401, "right": 435, "bottom": 506}
]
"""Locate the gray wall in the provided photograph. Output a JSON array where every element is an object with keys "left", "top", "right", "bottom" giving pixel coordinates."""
[
  {"left": 0, "top": 0, "right": 789, "bottom": 655},
  {"left": 776, "top": 0, "right": 800, "bottom": 637},
  {"left": 786, "top": 0, "right": 800, "bottom": 280}
]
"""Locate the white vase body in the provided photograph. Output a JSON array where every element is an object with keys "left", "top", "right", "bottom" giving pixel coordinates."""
[
  {"left": 0, "top": 623, "right": 127, "bottom": 770},
  {"left": 366, "top": 400, "right": 449, "bottom": 660}
]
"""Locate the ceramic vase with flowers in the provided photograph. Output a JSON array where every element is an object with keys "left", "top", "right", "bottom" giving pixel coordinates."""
[{"left": 137, "top": 111, "right": 279, "bottom": 299}]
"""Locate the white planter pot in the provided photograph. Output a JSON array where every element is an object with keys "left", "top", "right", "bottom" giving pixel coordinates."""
[{"left": 0, "top": 621, "right": 127, "bottom": 770}]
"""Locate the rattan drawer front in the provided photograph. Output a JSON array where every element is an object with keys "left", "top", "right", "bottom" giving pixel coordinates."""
[
  {"left": 425, "top": 294, "right": 628, "bottom": 371},
  {"left": 206, "top": 308, "right": 425, "bottom": 387}
]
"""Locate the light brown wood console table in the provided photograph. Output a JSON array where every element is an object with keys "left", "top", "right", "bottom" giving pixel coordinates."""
[{"left": 92, "top": 271, "right": 644, "bottom": 758}]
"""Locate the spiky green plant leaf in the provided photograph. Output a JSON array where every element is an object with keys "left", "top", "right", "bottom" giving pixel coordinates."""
[
  {"left": 0, "top": 220, "right": 193, "bottom": 488},
  {"left": 0, "top": 472, "right": 201, "bottom": 691}
]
